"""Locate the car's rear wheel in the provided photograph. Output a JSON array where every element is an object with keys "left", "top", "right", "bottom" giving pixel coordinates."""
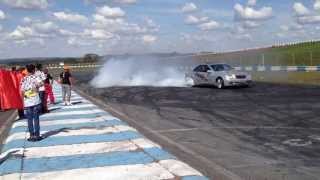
[{"left": 216, "top": 78, "right": 224, "bottom": 89}]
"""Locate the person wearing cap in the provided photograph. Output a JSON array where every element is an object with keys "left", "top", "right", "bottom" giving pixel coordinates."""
[{"left": 59, "top": 66, "right": 73, "bottom": 106}]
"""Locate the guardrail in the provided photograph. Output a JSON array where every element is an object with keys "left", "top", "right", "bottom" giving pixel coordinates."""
[
  {"left": 47, "top": 64, "right": 103, "bottom": 69},
  {"left": 48, "top": 64, "right": 320, "bottom": 72}
]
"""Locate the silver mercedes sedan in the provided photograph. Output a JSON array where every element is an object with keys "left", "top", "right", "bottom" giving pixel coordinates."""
[{"left": 186, "top": 64, "right": 252, "bottom": 88}]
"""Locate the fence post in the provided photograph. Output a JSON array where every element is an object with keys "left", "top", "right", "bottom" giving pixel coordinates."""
[
  {"left": 310, "top": 51, "right": 313, "bottom": 66},
  {"left": 262, "top": 53, "right": 265, "bottom": 66},
  {"left": 292, "top": 53, "right": 295, "bottom": 66}
]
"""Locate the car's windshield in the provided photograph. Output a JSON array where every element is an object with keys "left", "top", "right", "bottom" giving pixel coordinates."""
[{"left": 211, "top": 64, "right": 234, "bottom": 71}]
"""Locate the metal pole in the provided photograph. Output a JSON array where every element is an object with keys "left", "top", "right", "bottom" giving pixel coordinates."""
[{"left": 262, "top": 53, "right": 265, "bottom": 66}]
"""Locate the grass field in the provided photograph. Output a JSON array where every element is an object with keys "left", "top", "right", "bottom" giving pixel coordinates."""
[
  {"left": 195, "top": 41, "right": 320, "bottom": 66},
  {"left": 252, "top": 71, "right": 320, "bottom": 85}
]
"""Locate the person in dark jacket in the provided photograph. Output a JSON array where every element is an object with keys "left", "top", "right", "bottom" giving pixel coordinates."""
[
  {"left": 35, "top": 64, "right": 47, "bottom": 113},
  {"left": 59, "top": 66, "right": 73, "bottom": 106}
]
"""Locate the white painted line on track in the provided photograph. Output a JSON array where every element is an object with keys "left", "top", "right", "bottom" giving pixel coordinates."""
[
  {"left": 131, "top": 138, "right": 161, "bottom": 149},
  {"left": 12, "top": 163, "right": 175, "bottom": 180},
  {"left": 159, "top": 159, "right": 203, "bottom": 177},
  {"left": 56, "top": 104, "right": 97, "bottom": 109},
  {"left": 5, "top": 125, "right": 137, "bottom": 143},
  {"left": 12, "top": 115, "right": 116, "bottom": 128},
  {"left": 23, "top": 140, "right": 144, "bottom": 159},
  {"left": 43, "top": 109, "right": 105, "bottom": 117}
]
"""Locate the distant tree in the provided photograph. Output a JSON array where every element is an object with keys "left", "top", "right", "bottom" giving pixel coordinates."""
[{"left": 82, "top": 54, "right": 99, "bottom": 63}]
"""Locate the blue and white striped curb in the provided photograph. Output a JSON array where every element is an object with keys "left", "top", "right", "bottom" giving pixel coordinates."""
[
  {"left": 0, "top": 82, "right": 208, "bottom": 180},
  {"left": 179, "top": 65, "right": 320, "bottom": 72}
]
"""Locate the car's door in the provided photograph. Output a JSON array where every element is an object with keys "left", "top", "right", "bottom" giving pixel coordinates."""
[
  {"left": 196, "top": 65, "right": 210, "bottom": 84},
  {"left": 210, "top": 65, "right": 219, "bottom": 84},
  {"left": 192, "top": 65, "right": 203, "bottom": 84}
]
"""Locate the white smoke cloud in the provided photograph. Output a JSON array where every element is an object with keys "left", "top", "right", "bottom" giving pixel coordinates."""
[{"left": 90, "top": 57, "right": 191, "bottom": 87}]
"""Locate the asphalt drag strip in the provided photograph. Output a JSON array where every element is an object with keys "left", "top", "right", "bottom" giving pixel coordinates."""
[{"left": 75, "top": 76, "right": 320, "bottom": 180}]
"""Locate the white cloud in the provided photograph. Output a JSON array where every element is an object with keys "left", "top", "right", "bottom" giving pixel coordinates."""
[
  {"left": 83, "top": 29, "right": 114, "bottom": 40},
  {"left": 315, "top": 0, "right": 320, "bottom": 10},
  {"left": 184, "top": 15, "right": 208, "bottom": 25},
  {"left": 280, "top": 25, "right": 289, "bottom": 31},
  {"left": 33, "top": 21, "right": 58, "bottom": 34},
  {"left": 247, "top": 0, "right": 257, "bottom": 6},
  {"left": 293, "top": 2, "right": 310, "bottom": 16},
  {"left": 145, "top": 18, "right": 158, "bottom": 29},
  {"left": 9, "top": 26, "right": 35, "bottom": 40},
  {"left": 297, "top": 15, "right": 320, "bottom": 24},
  {"left": 233, "top": 2, "right": 272, "bottom": 31},
  {"left": 92, "top": 11, "right": 153, "bottom": 36},
  {"left": 97, "top": 6, "right": 125, "bottom": 18},
  {"left": 182, "top": 2, "right": 197, "bottom": 13},
  {"left": 242, "top": 21, "right": 260, "bottom": 28},
  {"left": 114, "top": 0, "right": 137, "bottom": 4},
  {"left": 0, "top": 0, "right": 48, "bottom": 10},
  {"left": 59, "top": 29, "right": 80, "bottom": 36},
  {"left": 235, "top": 33, "right": 252, "bottom": 40},
  {"left": 142, "top": 35, "right": 157, "bottom": 43},
  {"left": 293, "top": 2, "right": 320, "bottom": 25},
  {"left": 67, "top": 37, "right": 92, "bottom": 47},
  {"left": 280, "top": 24, "right": 303, "bottom": 32},
  {"left": 9, "top": 21, "right": 58, "bottom": 41},
  {"left": 14, "top": 38, "right": 45, "bottom": 46},
  {"left": 85, "top": 0, "right": 137, "bottom": 5},
  {"left": 54, "top": 12, "right": 88, "bottom": 25},
  {"left": 0, "top": 10, "right": 5, "bottom": 20},
  {"left": 198, "top": 20, "right": 220, "bottom": 31},
  {"left": 92, "top": 14, "right": 125, "bottom": 28},
  {"left": 234, "top": 3, "right": 272, "bottom": 21},
  {"left": 22, "top": 17, "right": 33, "bottom": 24}
]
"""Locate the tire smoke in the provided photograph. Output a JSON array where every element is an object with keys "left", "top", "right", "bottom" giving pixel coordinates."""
[{"left": 90, "top": 57, "right": 192, "bottom": 88}]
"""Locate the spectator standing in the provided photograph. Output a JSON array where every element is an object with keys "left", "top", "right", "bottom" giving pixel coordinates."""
[
  {"left": 44, "top": 68, "right": 55, "bottom": 105},
  {"left": 20, "top": 64, "right": 43, "bottom": 142},
  {"left": 59, "top": 66, "right": 73, "bottom": 106},
  {"left": 16, "top": 67, "right": 27, "bottom": 119},
  {"left": 35, "top": 64, "right": 47, "bottom": 113}
]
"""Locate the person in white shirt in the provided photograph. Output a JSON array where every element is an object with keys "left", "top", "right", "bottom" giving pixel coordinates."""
[
  {"left": 20, "top": 64, "right": 43, "bottom": 142},
  {"left": 35, "top": 64, "right": 47, "bottom": 113}
]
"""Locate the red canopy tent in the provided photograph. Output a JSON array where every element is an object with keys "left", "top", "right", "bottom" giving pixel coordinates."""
[{"left": 0, "top": 69, "right": 23, "bottom": 110}]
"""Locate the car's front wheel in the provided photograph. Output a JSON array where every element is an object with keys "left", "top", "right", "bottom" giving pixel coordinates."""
[{"left": 216, "top": 78, "right": 224, "bottom": 89}]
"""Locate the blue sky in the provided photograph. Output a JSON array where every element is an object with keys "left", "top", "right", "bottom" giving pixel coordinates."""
[{"left": 0, "top": 0, "right": 319, "bottom": 58}]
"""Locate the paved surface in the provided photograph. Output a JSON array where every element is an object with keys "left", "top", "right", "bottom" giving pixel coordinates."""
[
  {"left": 75, "top": 72, "right": 320, "bottom": 180},
  {"left": 0, "top": 82, "right": 207, "bottom": 180},
  {"left": 0, "top": 110, "right": 16, "bottom": 147}
]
